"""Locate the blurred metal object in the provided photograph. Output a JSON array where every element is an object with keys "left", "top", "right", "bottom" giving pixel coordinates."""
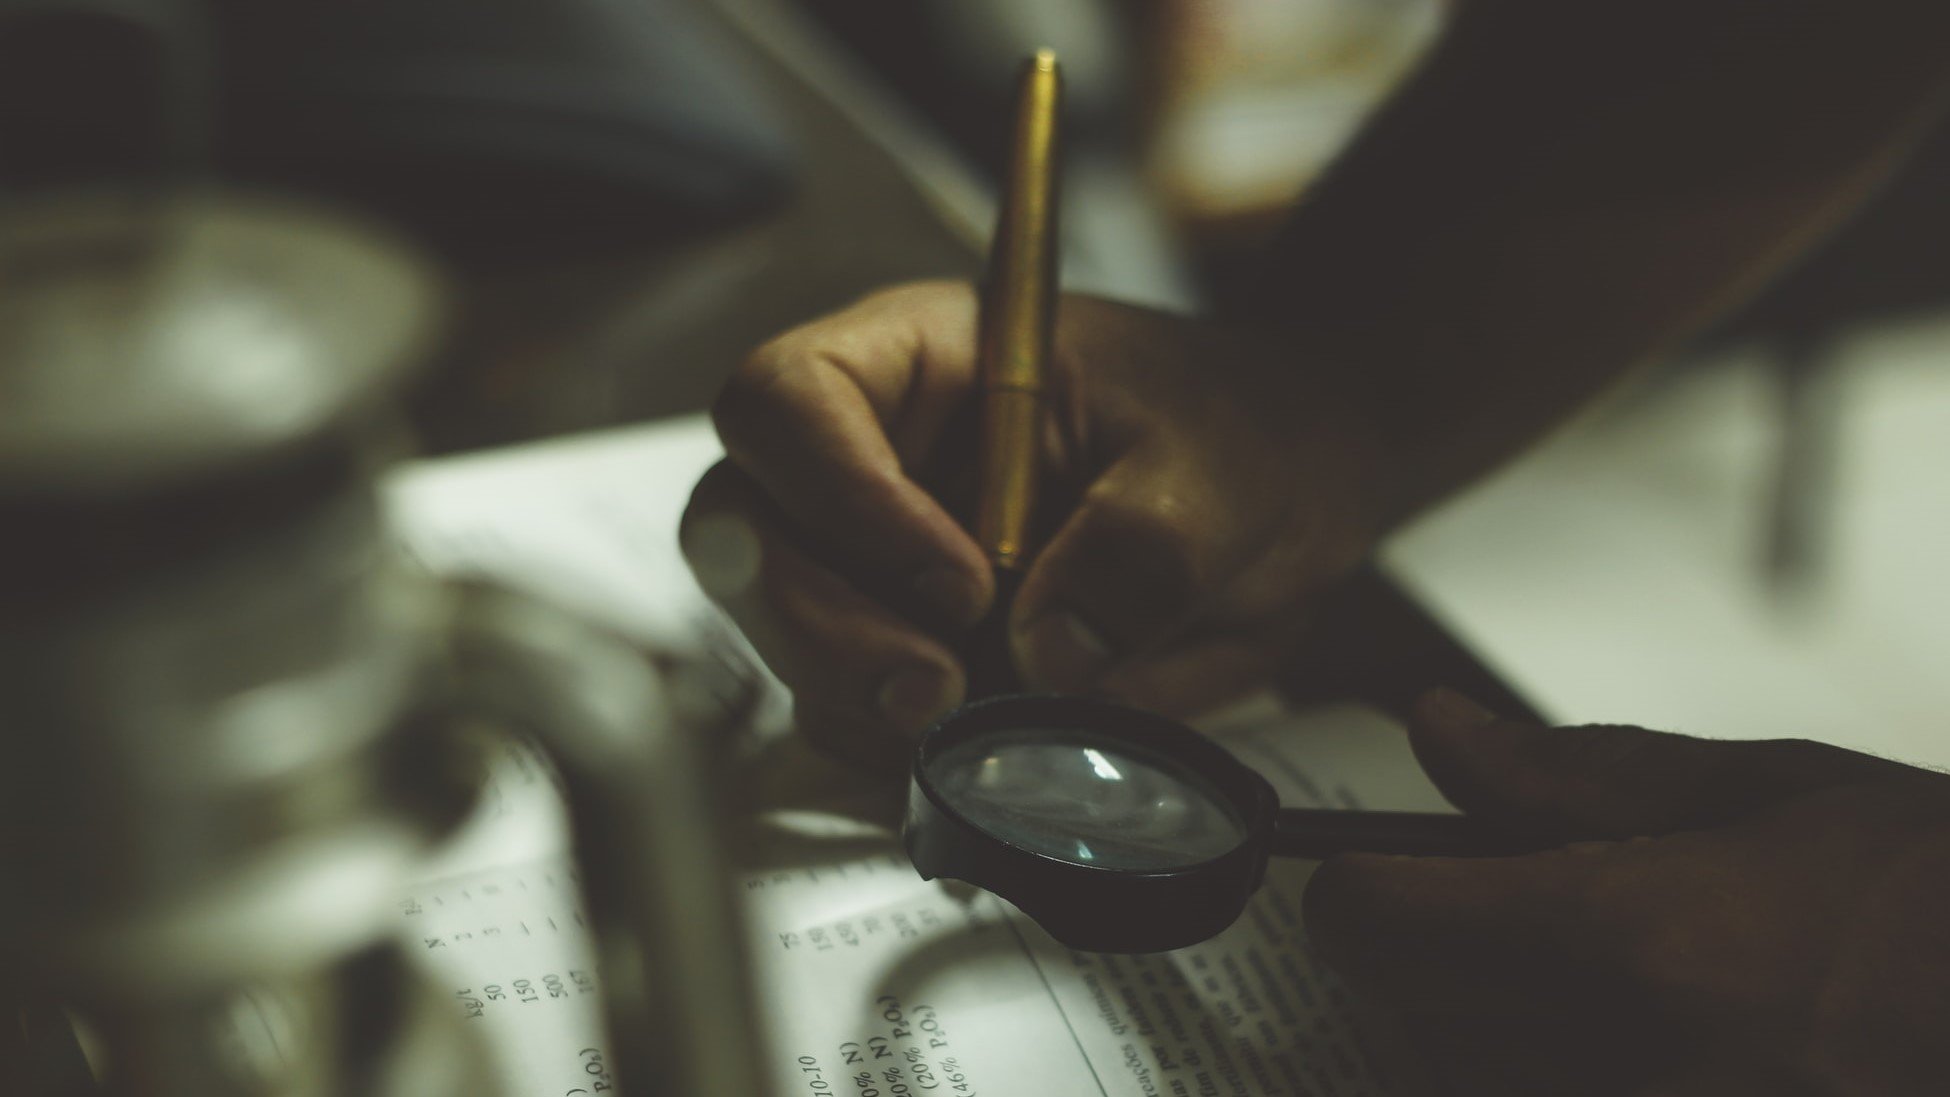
[
  {"left": 447, "top": 587, "right": 769, "bottom": 1097},
  {"left": 1, "top": 4, "right": 774, "bottom": 1093},
  {"left": 0, "top": 182, "right": 488, "bottom": 1096},
  {"left": 0, "top": 183, "right": 771, "bottom": 1096},
  {"left": 0, "top": 191, "right": 437, "bottom": 493}
]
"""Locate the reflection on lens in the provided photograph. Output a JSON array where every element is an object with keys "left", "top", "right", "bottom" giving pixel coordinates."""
[{"left": 927, "top": 728, "right": 1248, "bottom": 871}]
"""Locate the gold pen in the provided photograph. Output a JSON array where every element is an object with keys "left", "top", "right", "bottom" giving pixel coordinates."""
[
  {"left": 963, "top": 49, "right": 1060, "bottom": 699},
  {"left": 974, "top": 49, "right": 1061, "bottom": 574}
]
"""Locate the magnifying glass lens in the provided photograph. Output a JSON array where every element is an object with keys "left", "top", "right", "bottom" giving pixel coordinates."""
[{"left": 926, "top": 728, "right": 1250, "bottom": 871}]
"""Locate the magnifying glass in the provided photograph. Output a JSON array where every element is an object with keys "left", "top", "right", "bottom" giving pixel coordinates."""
[{"left": 902, "top": 694, "right": 1555, "bottom": 953}]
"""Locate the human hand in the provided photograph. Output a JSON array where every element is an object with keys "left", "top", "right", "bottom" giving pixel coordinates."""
[
  {"left": 681, "top": 281, "right": 1395, "bottom": 766},
  {"left": 1305, "top": 690, "right": 1950, "bottom": 1096}
]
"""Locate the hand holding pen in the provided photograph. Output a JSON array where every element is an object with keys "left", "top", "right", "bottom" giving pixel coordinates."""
[{"left": 683, "top": 94, "right": 1399, "bottom": 766}]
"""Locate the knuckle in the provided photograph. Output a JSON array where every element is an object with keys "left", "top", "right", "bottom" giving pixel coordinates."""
[
  {"left": 855, "top": 278, "right": 967, "bottom": 311},
  {"left": 1531, "top": 722, "right": 1655, "bottom": 767},
  {"left": 680, "top": 461, "right": 745, "bottom": 522},
  {"left": 1527, "top": 723, "right": 1690, "bottom": 794},
  {"left": 714, "top": 336, "right": 812, "bottom": 440},
  {"left": 1087, "top": 489, "right": 1208, "bottom": 606},
  {"left": 1753, "top": 736, "right": 1855, "bottom": 773}
]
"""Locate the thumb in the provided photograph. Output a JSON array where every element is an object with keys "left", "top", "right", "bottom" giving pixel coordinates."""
[
  {"left": 1408, "top": 688, "right": 1914, "bottom": 839},
  {"left": 1008, "top": 451, "right": 1242, "bottom": 694}
]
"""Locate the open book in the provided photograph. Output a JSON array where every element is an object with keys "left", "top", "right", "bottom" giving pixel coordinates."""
[{"left": 383, "top": 417, "right": 1451, "bottom": 1097}]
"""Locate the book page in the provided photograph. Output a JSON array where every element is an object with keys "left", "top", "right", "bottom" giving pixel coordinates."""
[
  {"left": 740, "top": 701, "right": 1443, "bottom": 1097},
  {"left": 382, "top": 418, "right": 1445, "bottom": 1096}
]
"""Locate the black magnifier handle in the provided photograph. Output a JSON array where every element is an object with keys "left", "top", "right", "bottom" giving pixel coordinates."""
[
  {"left": 1271, "top": 808, "right": 1559, "bottom": 860},
  {"left": 962, "top": 569, "right": 1027, "bottom": 699}
]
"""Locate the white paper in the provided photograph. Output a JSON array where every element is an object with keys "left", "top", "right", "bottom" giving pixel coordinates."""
[{"left": 742, "top": 703, "right": 1443, "bottom": 1097}]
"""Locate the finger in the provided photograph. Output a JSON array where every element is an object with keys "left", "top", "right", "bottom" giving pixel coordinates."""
[
  {"left": 682, "top": 464, "right": 963, "bottom": 764},
  {"left": 711, "top": 282, "right": 993, "bottom": 629},
  {"left": 788, "top": 697, "right": 916, "bottom": 780},
  {"left": 1094, "top": 632, "right": 1282, "bottom": 719},
  {"left": 1303, "top": 846, "right": 1616, "bottom": 1012},
  {"left": 1309, "top": 846, "right": 1679, "bottom": 1097},
  {"left": 1408, "top": 688, "right": 1920, "bottom": 838},
  {"left": 1008, "top": 445, "right": 1254, "bottom": 693}
]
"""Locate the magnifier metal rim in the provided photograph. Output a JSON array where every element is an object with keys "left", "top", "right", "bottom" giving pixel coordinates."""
[
  {"left": 904, "top": 694, "right": 1281, "bottom": 951},
  {"left": 910, "top": 694, "right": 1277, "bottom": 875}
]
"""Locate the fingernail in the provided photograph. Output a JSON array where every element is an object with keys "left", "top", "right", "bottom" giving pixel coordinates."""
[
  {"left": 913, "top": 566, "right": 986, "bottom": 627},
  {"left": 1424, "top": 687, "right": 1497, "bottom": 730},
  {"left": 1014, "top": 609, "right": 1112, "bottom": 692},
  {"left": 681, "top": 513, "right": 762, "bottom": 600},
  {"left": 877, "top": 665, "right": 961, "bottom": 735}
]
